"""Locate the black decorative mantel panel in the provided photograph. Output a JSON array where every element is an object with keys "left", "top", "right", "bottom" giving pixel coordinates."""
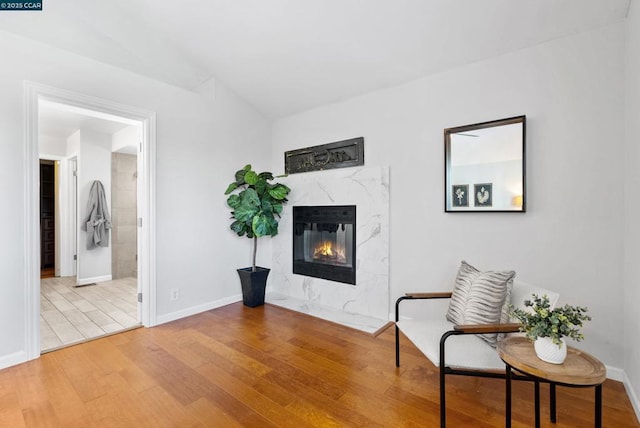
[{"left": 284, "top": 137, "right": 364, "bottom": 174}]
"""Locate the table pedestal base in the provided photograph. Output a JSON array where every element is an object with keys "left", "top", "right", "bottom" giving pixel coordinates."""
[{"left": 505, "top": 363, "right": 603, "bottom": 428}]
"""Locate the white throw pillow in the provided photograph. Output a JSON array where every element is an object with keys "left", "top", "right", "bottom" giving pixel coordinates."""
[{"left": 446, "top": 261, "right": 515, "bottom": 346}]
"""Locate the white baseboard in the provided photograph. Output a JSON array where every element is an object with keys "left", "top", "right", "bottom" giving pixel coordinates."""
[
  {"left": 0, "top": 350, "right": 28, "bottom": 370},
  {"left": 155, "top": 294, "right": 242, "bottom": 325},
  {"left": 606, "top": 365, "right": 625, "bottom": 382},
  {"left": 77, "top": 275, "right": 112, "bottom": 286},
  {"left": 624, "top": 372, "right": 640, "bottom": 424}
]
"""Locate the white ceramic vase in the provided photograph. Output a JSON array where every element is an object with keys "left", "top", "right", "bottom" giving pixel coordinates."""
[{"left": 534, "top": 337, "right": 567, "bottom": 364}]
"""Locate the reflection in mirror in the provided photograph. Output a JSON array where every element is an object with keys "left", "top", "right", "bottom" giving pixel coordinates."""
[{"left": 445, "top": 116, "right": 525, "bottom": 212}]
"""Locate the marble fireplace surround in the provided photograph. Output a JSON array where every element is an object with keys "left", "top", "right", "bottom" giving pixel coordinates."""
[{"left": 267, "top": 166, "right": 390, "bottom": 334}]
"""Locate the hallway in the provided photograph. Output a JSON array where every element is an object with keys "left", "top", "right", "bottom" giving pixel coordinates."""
[{"left": 40, "top": 276, "right": 139, "bottom": 352}]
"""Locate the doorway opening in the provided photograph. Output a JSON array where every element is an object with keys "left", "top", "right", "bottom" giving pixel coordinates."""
[
  {"left": 39, "top": 100, "right": 144, "bottom": 351},
  {"left": 25, "top": 82, "right": 156, "bottom": 360},
  {"left": 39, "top": 159, "right": 56, "bottom": 279}
]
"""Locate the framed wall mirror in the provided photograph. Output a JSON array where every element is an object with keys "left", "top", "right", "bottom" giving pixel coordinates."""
[{"left": 445, "top": 115, "right": 526, "bottom": 212}]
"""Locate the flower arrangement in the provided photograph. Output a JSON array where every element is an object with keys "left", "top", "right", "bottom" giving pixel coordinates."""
[{"left": 510, "top": 294, "right": 591, "bottom": 346}]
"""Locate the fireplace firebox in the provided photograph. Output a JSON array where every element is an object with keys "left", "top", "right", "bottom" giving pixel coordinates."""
[{"left": 293, "top": 205, "right": 356, "bottom": 285}]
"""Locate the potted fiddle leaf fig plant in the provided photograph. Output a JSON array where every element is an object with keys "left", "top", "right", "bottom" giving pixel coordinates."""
[
  {"left": 510, "top": 294, "right": 591, "bottom": 364},
  {"left": 224, "top": 164, "right": 291, "bottom": 307}
]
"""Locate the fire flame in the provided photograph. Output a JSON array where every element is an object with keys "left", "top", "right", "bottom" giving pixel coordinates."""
[{"left": 313, "top": 240, "right": 346, "bottom": 263}]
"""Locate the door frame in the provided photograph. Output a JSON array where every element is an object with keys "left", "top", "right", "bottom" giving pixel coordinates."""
[{"left": 24, "top": 81, "right": 157, "bottom": 360}]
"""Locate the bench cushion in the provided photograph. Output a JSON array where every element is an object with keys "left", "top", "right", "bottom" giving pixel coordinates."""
[
  {"left": 396, "top": 281, "right": 559, "bottom": 372},
  {"left": 396, "top": 319, "right": 505, "bottom": 371}
]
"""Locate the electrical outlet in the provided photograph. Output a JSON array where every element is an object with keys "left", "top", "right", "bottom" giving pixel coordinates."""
[{"left": 170, "top": 288, "right": 179, "bottom": 301}]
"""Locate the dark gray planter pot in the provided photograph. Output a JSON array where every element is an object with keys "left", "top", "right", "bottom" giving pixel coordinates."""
[{"left": 237, "top": 267, "right": 270, "bottom": 307}]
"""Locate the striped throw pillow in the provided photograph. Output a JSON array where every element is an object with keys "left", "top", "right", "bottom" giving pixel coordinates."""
[{"left": 446, "top": 261, "right": 515, "bottom": 346}]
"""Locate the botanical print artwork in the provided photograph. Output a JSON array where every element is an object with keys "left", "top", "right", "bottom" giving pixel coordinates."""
[
  {"left": 452, "top": 184, "right": 469, "bottom": 207},
  {"left": 474, "top": 183, "right": 493, "bottom": 207}
]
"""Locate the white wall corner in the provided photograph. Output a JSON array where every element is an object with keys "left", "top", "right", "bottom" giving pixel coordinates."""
[
  {"left": 624, "top": 371, "right": 640, "bottom": 424},
  {"left": 193, "top": 77, "right": 216, "bottom": 101},
  {"left": 606, "top": 365, "right": 625, "bottom": 382}
]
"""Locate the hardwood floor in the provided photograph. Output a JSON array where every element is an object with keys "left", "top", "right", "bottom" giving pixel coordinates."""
[
  {"left": 40, "top": 267, "right": 55, "bottom": 279},
  {"left": 0, "top": 302, "right": 637, "bottom": 427}
]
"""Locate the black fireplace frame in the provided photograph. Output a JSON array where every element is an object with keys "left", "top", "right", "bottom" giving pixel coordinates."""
[{"left": 292, "top": 205, "right": 356, "bottom": 285}]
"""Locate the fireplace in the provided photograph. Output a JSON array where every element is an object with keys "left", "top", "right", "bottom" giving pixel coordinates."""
[{"left": 293, "top": 205, "right": 356, "bottom": 285}]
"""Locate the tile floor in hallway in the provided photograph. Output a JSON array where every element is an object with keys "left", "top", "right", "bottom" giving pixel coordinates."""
[{"left": 40, "top": 276, "right": 139, "bottom": 352}]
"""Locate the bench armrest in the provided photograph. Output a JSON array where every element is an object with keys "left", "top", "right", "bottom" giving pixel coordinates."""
[
  {"left": 395, "top": 291, "right": 452, "bottom": 322},
  {"left": 453, "top": 322, "right": 522, "bottom": 334},
  {"left": 405, "top": 292, "right": 453, "bottom": 299}
]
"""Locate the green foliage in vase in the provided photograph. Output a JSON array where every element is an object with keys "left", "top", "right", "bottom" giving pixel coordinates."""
[
  {"left": 225, "top": 165, "right": 290, "bottom": 271},
  {"left": 510, "top": 294, "right": 591, "bottom": 345}
]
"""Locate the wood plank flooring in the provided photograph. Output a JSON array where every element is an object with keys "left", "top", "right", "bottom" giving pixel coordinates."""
[
  {"left": 0, "top": 302, "right": 638, "bottom": 427},
  {"left": 40, "top": 268, "right": 55, "bottom": 279}
]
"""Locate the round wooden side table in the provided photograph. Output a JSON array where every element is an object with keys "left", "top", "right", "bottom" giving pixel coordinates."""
[{"left": 497, "top": 336, "right": 607, "bottom": 428}]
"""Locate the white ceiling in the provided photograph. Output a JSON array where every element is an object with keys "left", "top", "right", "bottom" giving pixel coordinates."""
[{"left": 0, "top": 0, "right": 631, "bottom": 118}]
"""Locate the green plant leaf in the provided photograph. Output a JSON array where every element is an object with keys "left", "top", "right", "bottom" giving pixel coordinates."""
[
  {"left": 258, "top": 172, "right": 274, "bottom": 180},
  {"left": 234, "top": 205, "right": 257, "bottom": 223},
  {"left": 254, "top": 177, "right": 267, "bottom": 195},
  {"left": 244, "top": 170, "right": 258, "bottom": 185},
  {"left": 224, "top": 182, "right": 239, "bottom": 195},
  {"left": 226, "top": 194, "right": 241, "bottom": 208},
  {"left": 241, "top": 188, "right": 260, "bottom": 207},
  {"left": 253, "top": 212, "right": 278, "bottom": 237},
  {"left": 232, "top": 189, "right": 260, "bottom": 222},
  {"left": 230, "top": 220, "right": 248, "bottom": 236},
  {"left": 268, "top": 184, "right": 291, "bottom": 200},
  {"left": 234, "top": 171, "right": 245, "bottom": 184},
  {"left": 261, "top": 199, "right": 273, "bottom": 213}
]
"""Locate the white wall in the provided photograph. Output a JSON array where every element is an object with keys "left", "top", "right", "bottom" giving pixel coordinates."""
[
  {"left": 57, "top": 155, "right": 75, "bottom": 278},
  {"left": 77, "top": 129, "right": 112, "bottom": 284},
  {"left": 112, "top": 125, "right": 141, "bottom": 153},
  {"left": 39, "top": 135, "right": 66, "bottom": 157},
  {"left": 272, "top": 23, "right": 626, "bottom": 370},
  {"left": 0, "top": 30, "right": 270, "bottom": 367},
  {"left": 624, "top": 0, "right": 640, "bottom": 419},
  {"left": 66, "top": 129, "right": 81, "bottom": 157}
]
